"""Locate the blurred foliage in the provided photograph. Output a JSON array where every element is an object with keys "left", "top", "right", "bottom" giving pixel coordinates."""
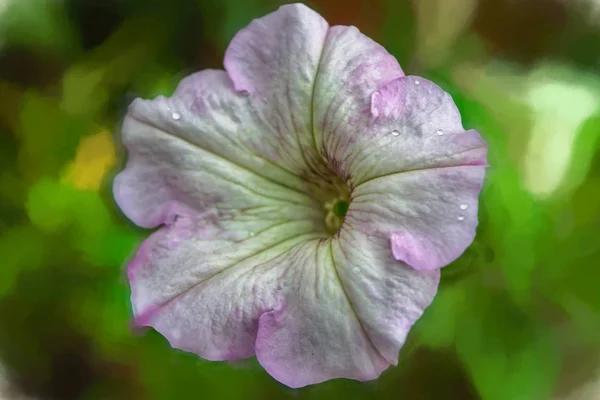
[{"left": 1, "top": 0, "right": 600, "bottom": 399}]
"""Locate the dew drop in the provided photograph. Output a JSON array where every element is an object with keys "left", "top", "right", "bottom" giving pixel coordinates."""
[
  {"left": 171, "top": 112, "right": 181, "bottom": 121},
  {"left": 460, "top": 204, "right": 468, "bottom": 210},
  {"left": 391, "top": 130, "right": 400, "bottom": 136},
  {"left": 436, "top": 129, "right": 444, "bottom": 136},
  {"left": 457, "top": 215, "right": 465, "bottom": 221},
  {"left": 414, "top": 80, "right": 420, "bottom": 85},
  {"left": 353, "top": 267, "right": 360, "bottom": 274}
]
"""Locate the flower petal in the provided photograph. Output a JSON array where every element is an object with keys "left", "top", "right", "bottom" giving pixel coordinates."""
[
  {"left": 114, "top": 69, "right": 323, "bottom": 229},
  {"left": 348, "top": 164, "right": 486, "bottom": 271},
  {"left": 331, "top": 228, "right": 440, "bottom": 364},
  {"left": 255, "top": 240, "right": 390, "bottom": 387},
  {"left": 129, "top": 212, "right": 323, "bottom": 360},
  {"left": 115, "top": 3, "right": 488, "bottom": 389},
  {"left": 131, "top": 230, "right": 392, "bottom": 387},
  {"left": 313, "top": 24, "right": 404, "bottom": 178},
  {"left": 224, "top": 3, "right": 330, "bottom": 174},
  {"left": 318, "top": 73, "right": 487, "bottom": 186}
]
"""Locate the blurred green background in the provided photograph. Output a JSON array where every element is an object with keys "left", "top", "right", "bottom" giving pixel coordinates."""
[{"left": 1, "top": 0, "right": 600, "bottom": 399}]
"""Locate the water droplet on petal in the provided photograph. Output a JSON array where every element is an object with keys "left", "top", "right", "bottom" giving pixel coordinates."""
[
  {"left": 391, "top": 130, "right": 400, "bottom": 136},
  {"left": 415, "top": 80, "right": 420, "bottom": 85},
  {"left": 460, "top": 204, "right": 468, "bottom": 210},
  {"left": 436, "top": 129, "right": 444, "bottom": 136},
  {"left": 353, "top": 267, "right": 360, "bottom": 274},
  {"left": 457, "top": 215, "right": 465, "bottom": 221},
  {"left": 172, "top": 112, "right": 181, "bottom": 121}
]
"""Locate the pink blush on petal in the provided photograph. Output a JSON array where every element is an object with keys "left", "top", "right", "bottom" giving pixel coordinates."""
[
  {"left": 390, "top": 230, "right": 443, "bottom": 271},
  {"left": 113, "top": 1, "right": 487, "bottom": 389}
]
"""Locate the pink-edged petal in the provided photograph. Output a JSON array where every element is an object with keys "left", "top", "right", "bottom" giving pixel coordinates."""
[
  {"left": 115, "top": 2, "right": 488, "bottom": 389},
  {"left": 255, "top": 240, "right": 389, "bottom": 388},
  {"left": 332, "top": 228, "right": 440, "bottom": 364},
  {"left": 169, "top": 70, "right": 316, "bottom": 181},
  {"left": 129, "top": 207, "right": 324, "bottom": 322},
  {"left": 313, "top": 25, "right": 404, "bottom": 178},
  {"left": 348, "top": 165, "right": 486, "bottom": 271},
  {"left": 113, "top": 69, "right": 324, "bottom": 229},
  {"left": 224, "top": 3, "right": 329, "bottom": 174},
  {"left": 132, "top": 230, "right": 391, "bottom": 388},
  {"left": 320, "top": 74, "right": 487, "bottom": 186},
  {"left": 130, "top": 210, "right": 323, "bottom": 360}
]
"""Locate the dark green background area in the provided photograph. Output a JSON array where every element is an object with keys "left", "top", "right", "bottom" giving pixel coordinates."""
[{"left": 1, "top": 0, "right": 600, "bottom": 399}]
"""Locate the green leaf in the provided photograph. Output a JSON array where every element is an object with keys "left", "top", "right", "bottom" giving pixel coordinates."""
[
  {"left": 415, "top": 283, "right": 467, "bottom": 348},
  {"left": 443, "top": 82, "right": 549, "bottom": 303},
  {"left": 483, "top": 166, "right": 547, "bottom": 303},
  {"left": 26, "top": 178, "right": 74, "bottom": 232},
  {"left": 0, "top": 225, "right": 47, "bottom": 298},
  {"left": 18, "top": 92, "right": 87, "bottom": 182},
  {"left": 136, "top": 332, "right": 271, "bottom": 400},
  {"left": 456, "top": 293, "right": 560, "bottom": 400},
  {"left": 380, "top": 0, "right": 416, "bottom": 69},
  {"left": 61, "top": 11, "right": 175, "bottom": 118},
  {"left": 220, "top": 0, "right": 264, "bottom": 47},
  {"left": 0, "top": 0, "right": 79, "bottom": 54}
]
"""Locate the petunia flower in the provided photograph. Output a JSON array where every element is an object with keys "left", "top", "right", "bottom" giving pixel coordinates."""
[{"left": 113, "top": 3, "right": 487, "bottom": 388}]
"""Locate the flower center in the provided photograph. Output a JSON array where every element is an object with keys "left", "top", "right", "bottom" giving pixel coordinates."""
[
  {"left": 300, "top": 162, "right": 350, "bottom": 236},
  {"left": 324, "top": 198, "right": 349, "bottom": 234},
  {"left": 320, "top": 176, "right": 350, "bottom": 235},
  {"left": 333, "top": 200, "right": 349, "bottom": 217}
]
